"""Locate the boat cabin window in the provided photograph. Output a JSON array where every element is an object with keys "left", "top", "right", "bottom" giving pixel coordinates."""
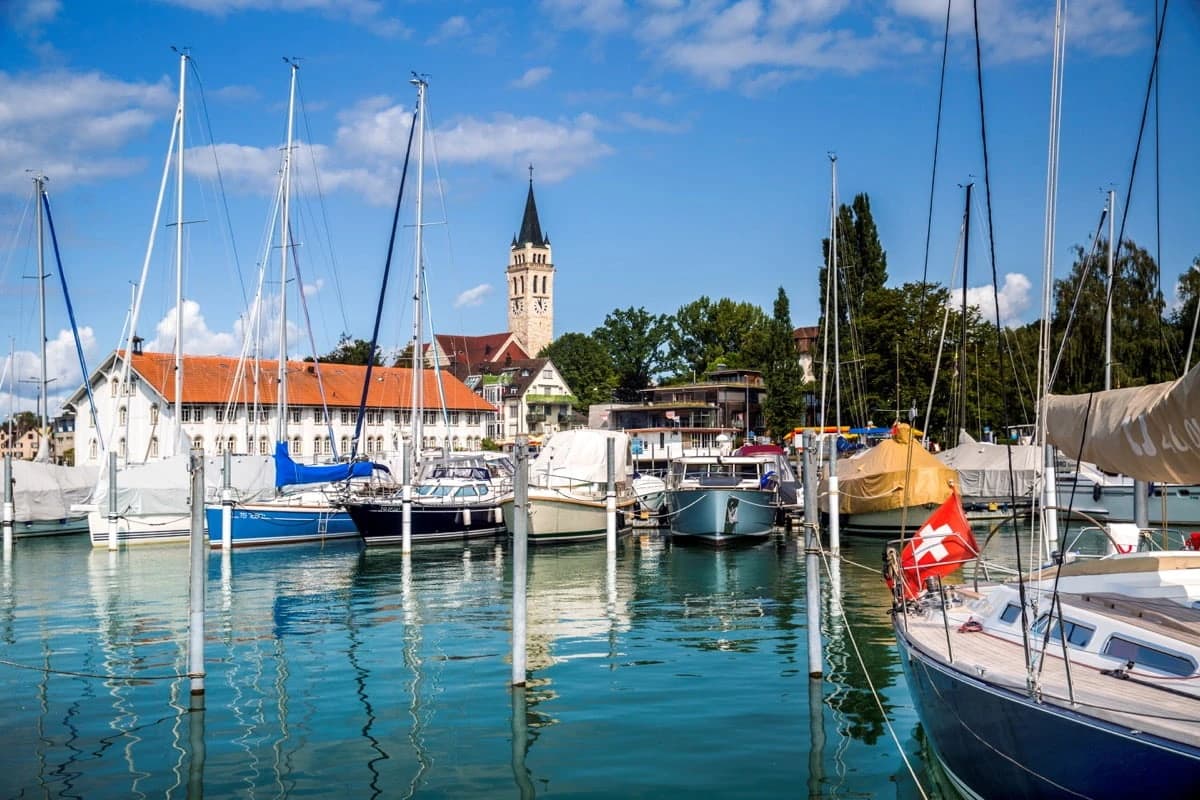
[
  {"left": 1102, "top": 635, "right": 1196, "bottom": 677},
  {"left": 1031, "top": 614, "right": 1095, "bottom": 648},
  {"left": 999, "top": 603, "right": 1022, "bottom": 624}
]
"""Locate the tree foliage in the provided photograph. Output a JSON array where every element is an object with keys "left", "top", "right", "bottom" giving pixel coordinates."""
[
  {"left": 311, "top": 334, "right": 382, "bottom": 366},
  {"left": 666, "top": 297, "right": 767, "bottom": 381},
  {"left": 591, "top": 307, "right": 672, "bottom": 401},
  {"left": 538, "top": 332, "right": 616, "bottom": 412},
  {"left": 753, "top": 288, "right": 807, "bottom": 439}
]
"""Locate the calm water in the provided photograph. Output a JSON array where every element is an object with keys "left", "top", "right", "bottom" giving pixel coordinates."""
[{"left": 0, "top": 530, "right": 951, "bottom": 799}]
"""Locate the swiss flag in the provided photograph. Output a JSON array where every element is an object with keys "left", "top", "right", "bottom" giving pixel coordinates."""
[{"left": 894, "top": 491, "right": 979, "bottom": 599}]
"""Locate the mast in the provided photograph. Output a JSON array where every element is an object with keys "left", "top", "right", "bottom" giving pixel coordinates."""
[
  {"left": 830, "top": 154, "right": 842, "bottom": 432},
  {"left": 959, "top": 182, "right": 973, "bottom": 440},
  {"left": 1105, "top": 189, "right": 1115, "bottom": 391},
  {"left": 174, "top": 50, "right": 187, "bottom": 448},
  {"left": 33, "top": 175, "right": 49, "bottom": 461},
  {"left": 409, "top": 75, "right": 427, "bottom": 471},
  {"left": 276, "top": 60, "right": 299, "bottom": 445}
]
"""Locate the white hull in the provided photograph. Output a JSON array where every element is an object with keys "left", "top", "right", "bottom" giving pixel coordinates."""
[
  {"left": 501, "top": 489, "right": 634, "bottom": 544},
  {"left": 86, "top": 508, "right": 194, "bottom": 547}
]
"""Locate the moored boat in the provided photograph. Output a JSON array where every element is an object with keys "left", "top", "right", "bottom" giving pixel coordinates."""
[{"left": 664, "top": 454, "right": 779, "bottom": 545}]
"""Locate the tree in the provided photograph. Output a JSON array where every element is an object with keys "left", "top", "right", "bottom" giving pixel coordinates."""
[
  {"left": 1168, "top": 253, "right": 1200, "bottom": 371},
  {"left": 592, "top": 307, "right": 672, "bottom": 401},
  {"left": 310, "top": 334, "right": 382, "bottom": 366},
  {"left": 538, "top": 333, "right": 616, "bottom": 412},
  {"left": 666, "top": 296, "right": 768, "bottom": 381},
  {"left": 753, "top": 288, "right": 806, "bottom": 441}
]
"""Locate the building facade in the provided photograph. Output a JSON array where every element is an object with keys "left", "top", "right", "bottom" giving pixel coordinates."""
[{"left": 66, "top": 351, "right": 498, "bottom": 468}]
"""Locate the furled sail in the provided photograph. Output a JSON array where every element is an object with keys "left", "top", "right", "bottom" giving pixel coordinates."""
[
  {"left": 273, "top": 441, "right": 381, "bottom": 488},
  {"left": 1045, "top": 361, "right": 1200, "bottom": 484}
]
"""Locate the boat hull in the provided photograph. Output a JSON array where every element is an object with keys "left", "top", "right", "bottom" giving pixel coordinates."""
[
  {"left": 13, "top": 515, "right": 90, "bottom": 538},
  {"left": 203, "top": 504, "right": 359, "bottom": 548},
  {"left": 666, "top": 488, "right": 776, "bottom": 545},
  {"left": 344, "top": 500, "right": 506, "bottom": 546},
  {"left": 896, "top": 622, "right": 1200, "bottom": 799},
  {"left": 833, "top": 505, "right": 940, "bottom": 537},
  {"left": 500, "top": 492, "right": 634, "bottom": 544},
  {"left": 87, "top": 510, "right": 193, "bottom": 546}
]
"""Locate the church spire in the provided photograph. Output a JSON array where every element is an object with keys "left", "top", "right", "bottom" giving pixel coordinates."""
[{"left": 515, "top": 163, "right": 546, "bottom": 247}]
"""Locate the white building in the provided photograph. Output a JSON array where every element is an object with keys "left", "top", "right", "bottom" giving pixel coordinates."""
[{"left": 66, "top": 350, "right": 498, "bottom": 467}]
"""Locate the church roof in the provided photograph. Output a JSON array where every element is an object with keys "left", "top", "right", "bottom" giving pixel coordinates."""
[
  {"left": 433, "top": 333, "right": 528, "bottom": 369},
  {"left": 514, "top": 178, "right": 547, "bottom": 248},
  {"left": 74, "top": 351, "right": 496, "bottom": 412}
]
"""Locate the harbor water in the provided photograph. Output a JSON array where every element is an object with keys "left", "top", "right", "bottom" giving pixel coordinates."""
[{"left": 0, "top": 530, "right": 951, "bottom": 798}]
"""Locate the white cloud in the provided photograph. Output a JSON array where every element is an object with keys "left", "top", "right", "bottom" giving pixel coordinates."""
[
  {"left": 0, "top": 70, "right": 174, "bottom": 192},
  {"left": 154, "top": 0, "right": 410, "bottom": 36},
  {"left": 432, "top": 15, "right": 471, "bottom": 41},
  {"left": 512, "top": 67, "right": 553, "bottom": 89},
  {"left": 1, "top": 325, "right": 97, "bottom": 414},
  {"left": 962, "top": 272, "right": 1034, "bottom": 327},
  {"left": 5, "top": 0, "right": 61, "bottom": 29},
  {"left": 619, "top": 111, "right": 690, "bottom": 133},
  {"left": 145, "top": 299, "right": 239, "bottom": 355},
  {"left": 454, "top": 284, "right": 492, "bottom": 308},
  {"left": 540, "top": 0, "right": 630, "bottom": 34},
  {"left": 434, "top": 113, "right": 613, "bottom": 182}
]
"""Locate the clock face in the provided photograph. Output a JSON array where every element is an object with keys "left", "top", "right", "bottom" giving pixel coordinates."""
[
  {"left": 533, "top": 297, "right": 547, "bottom": 314},
  {"left": 511, "top": 297, "right": 524, "bottom": 314}
]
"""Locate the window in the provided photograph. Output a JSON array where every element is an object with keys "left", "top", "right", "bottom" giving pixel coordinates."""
[
  {"left": 1000, "top": 604, "right": 1022, "bottom": 624},
  {"left": 291, "top": 408, "right": 302, "bottom": 424},
  {"left": 543, "top": 369, "right": 553, "bottom": 379},
  {"left": 226, "top": 436, "right": 236, "bottom": 454},
  {"left": 118, "top": 438, "right": 126, "bottom": 459},
  {"left": 193, "top": 436, "right": 204, "bottom": 451},
  {"left": 118, "top": 406, "right": 127, "bottom": 426},
  {"left": 215, "top": 405, "right": 226, "bottom": 423},
  {"left": 1103, "top": 635, "right": 1196, "bottom": 676},
  {"left": 259, "top": 436, "right": 270, "bottom": 455},
  {"left": 110, "top": 377, "right": 118, "bottom": 397},
  {"left": 394, "top": 410, "right": 402, "bottom": 425},
  {"left": 1031, "top": 614, "right": 1095, "bottom": 648},
  {"left": 341, "top": 409, "right": 354, "bottom": 425},
  {"left": 449, "top": 411, "right": 460, "bottom": 425},
  {"left": 341, "top": 435, "right": 351, "bottom": 454},
  {"left": 313, "top": 437, "right": 321, "bottom": 457},
  {"left": 291, "top": 436, "right": 302, "bottom": 455},
  {"left": 89, "top": 439, "right": 97, "bottom": 460},
  {"left": 150, "top": 404, "right": 159, "bottom": 424},
  {"left": 149, "top": 437, "right": 159, "bottom": 458},
  {"left": 423, "top": 410, "right": 437, "bottom": 425},
  {"left": 216, "top": 437, "right": 225, "bottom": 453}
]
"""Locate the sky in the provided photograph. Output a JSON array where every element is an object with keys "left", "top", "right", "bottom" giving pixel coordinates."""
[{"left": 2, "top": 0, "right": 1199, "bottom": 419}]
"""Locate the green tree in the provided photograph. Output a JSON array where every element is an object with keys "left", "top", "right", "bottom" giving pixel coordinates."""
[
  {"left": 753, "top": 287, "right": 807, "bottom": 440},
  {"left": 666, "top": 297, "right": 767, "bottom": 381},
  {"left": 592, "top": 307, "right": 672, "bottom": 401},
  {"left": 1168, "top": 253, "right": 1200, "bottom": 372},
  {"left": 538, "top": 332, "right": 616, "bottom": 412},
  {"left": 310, "top": 334, "right": 382, "bottom": 366}
]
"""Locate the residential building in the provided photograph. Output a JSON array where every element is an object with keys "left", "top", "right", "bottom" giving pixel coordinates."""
[
  {"left": 65, "top": 350, "right": 497, "bottom": 468},
  {"left": 793, "top": 325, "right": 820, "bottom": 382},
  {"left": 474, "top": 358, "right": 576, "bottom": 446}
]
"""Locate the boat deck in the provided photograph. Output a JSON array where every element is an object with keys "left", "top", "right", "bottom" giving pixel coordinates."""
[{"left": 898, "top": 597, "right": 1200, "bottom": 747}]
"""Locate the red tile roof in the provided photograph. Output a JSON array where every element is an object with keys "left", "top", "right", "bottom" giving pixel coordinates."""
[
  {"left": 126, "top": 352, "right": 495, "bottom": 412},
  {"left": 433, "top": 333, "right": 528, "bottom": 368}
]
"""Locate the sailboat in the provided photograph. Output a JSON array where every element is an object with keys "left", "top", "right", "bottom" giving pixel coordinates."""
[
  {"left": 4, "top": 175, "right": 99, "bottom": 536},
  {"left": 339, "top": 76, "right": 511, "bottom": 547},
  {"left": 890, "top": 5, "right": 1200, "bottom": 797},
  {"left": 202, "top": 61, "right": 383, "bottom": 548}
]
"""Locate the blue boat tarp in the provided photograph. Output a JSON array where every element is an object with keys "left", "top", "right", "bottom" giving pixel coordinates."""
[{"left": 274, "top": 441, "right": 383, "bottom": 488}]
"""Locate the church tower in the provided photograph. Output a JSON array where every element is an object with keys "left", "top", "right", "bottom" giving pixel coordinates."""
[{"left": 507, "top": 168, "right": 554, "bottom": 357}]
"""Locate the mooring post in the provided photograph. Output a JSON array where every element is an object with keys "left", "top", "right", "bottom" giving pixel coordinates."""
[
  {"left": 605, "top": 436, "right": 617, "bottom": 553},
  {"left": 401, "top": 440, "right": 413, "bottom": 555},
  {"left": 220, "top": 449, "right": 233, "bottom": 550},
  {"left": 188, "top": 447, "right": 206, "bottom": 708},
  {"left": 803, "top": 432, "right": 823, "bottom": 678},
  {"left": 1134, "top": 479, "right": 1150, "bottom": 530},
  {"left": 826, "top": 435, "right": 840, "bottom": 557},
  {"left": 2, "top": 454, "right": 13, "bottom": 556},
  {"left": 107, "top": 451, "right": 119, "bottom": 551},
  {"left": 511, "top": 437, "right": 529, "bottom": 687}
]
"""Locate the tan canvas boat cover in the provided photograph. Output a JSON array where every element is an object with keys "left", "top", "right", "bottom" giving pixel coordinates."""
[
  {"left": 819, "top": 426, "right": 956, "bottom": 514},
  {"left": 1045, "top": 361, "right": 1200, "bottom": 484}
]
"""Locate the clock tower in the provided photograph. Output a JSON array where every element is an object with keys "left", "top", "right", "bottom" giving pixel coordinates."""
[{"left": 507, "top": 168, "right": 554, "bottom": 357}]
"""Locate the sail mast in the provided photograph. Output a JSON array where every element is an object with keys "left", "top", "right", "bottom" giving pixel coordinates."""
[
  {"left": 33, "top": 175, "right": 49, "bottom": 461},
  {"left": 830, "top": 154, "right": 841, "bottom": 432},
  {"left": 277, "top": 61, "right": 298, "bottom": 445},
  {"left": 409, "top": 75, "right": 427, "bottom": 470},
  {"left": 174, "top": 50, "right": 187, "bottom": 449},
  {"left": 1105, "top": 189, "right": 1116, "bottom": 391}
]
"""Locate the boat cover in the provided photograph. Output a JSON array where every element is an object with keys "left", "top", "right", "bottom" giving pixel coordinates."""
[
  {"left": 11, "top": 461, "right": 98, "bottom": 522},
  {"left": 529, "top": 429, "right": 632, "bottom": 487},
  {"left": 820, "top": 425, "right": 955, "bottom": 514},
  {"left": 1045, "top": 361, "right": 1200, "bottom": 484},
  {"left": 273, "top": 441, "right": 379, "bottom": 488},
  {"left": 94, "top": 454, "right": 276, "bottom": 515},
  {"left": 937, "top": 441, "right": 1039, "bottom": 501}
]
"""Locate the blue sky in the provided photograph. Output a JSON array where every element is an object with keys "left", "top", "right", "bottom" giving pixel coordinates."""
[{"left": 2, "top": 0, "right": 1199, "bottom": 417}]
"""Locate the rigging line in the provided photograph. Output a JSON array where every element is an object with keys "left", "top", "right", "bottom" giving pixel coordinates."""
[
  {"left": 973, "top": 0, "right": 1035, "bottom": 676},
  {"left": 350, "top": 107, "right": 418, "bottom": 461},
  {"left": 816, "top": 549, "right": 929, "bottom": 800},
  {"left": 185, "top": 55, "right": 248, "bottom": 312},
  {"left": 1153, "top": 0, "right": 1174, "bottom": 377},
  {"left": 0, "top": 181, "right": 34, "bottom": 289},
  {"left": 920, "top": 0, "right": 952, "bottom": 290},
  {"left": 296, "top": 77, "right": 350, "bottom": 336},
  {"left": 1103, "top": 0, "right": 1169, "bottom": 365},
  {"left": 922, "top": 217, "right": 963, "bottom": 448},
  {"left": 1047, "top": 205, "right": 1109, "bottom": 392},
  {"left": 288, "top": 227, "right": 338, "bottom": 459}
]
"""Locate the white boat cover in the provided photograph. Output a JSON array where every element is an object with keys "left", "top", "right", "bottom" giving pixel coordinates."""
[
  {"left": 937, "top": 442, "right": 1039, "bottom": 501},
  {"left": 529, "top": 429, "right": 632, "bottom": 488},
  {"left": 11, "top": 461, "right": 99, "bottom": 522},
  {"left": 1045, "top": 361, "right": 1200, "bottom": 484},
  {"left": 92, "top": 454, "right": 276, "bottom": 516}
]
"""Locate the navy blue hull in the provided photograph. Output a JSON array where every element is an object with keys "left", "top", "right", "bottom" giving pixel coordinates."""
[
  {"left": 896, "top": 622, "right": 1200, "bottom": 799},
  {"left": 345, "top": 501, "right": 506, "bottom": 546}
]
